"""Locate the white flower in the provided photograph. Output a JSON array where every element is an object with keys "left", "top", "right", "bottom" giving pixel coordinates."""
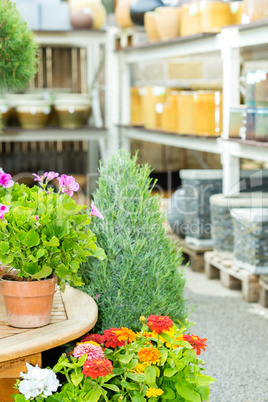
[{"left": 18, "top": 363, "right": 60, "bottom": 399}]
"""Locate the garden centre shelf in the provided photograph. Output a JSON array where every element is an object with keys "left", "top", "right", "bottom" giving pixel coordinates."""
[
  {"left": 121, "top": 126, "right": 222, "bottom": 155},
  {"left": 116, "top": 21, "right": 268, "bottom": 195}
]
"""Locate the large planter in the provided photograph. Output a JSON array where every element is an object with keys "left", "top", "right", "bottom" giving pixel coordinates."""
[
  {"left": 154, "top": 7, "right": 180, "bottom": 41},
  {"left": 1, "top": 275, "right": 58, "bottom": 328},
  {"left": 69, "top": 0, "right": 107, "bottom": 30},
  {"left": 115, "top": 0, "right": 134, "bottom": 29}
]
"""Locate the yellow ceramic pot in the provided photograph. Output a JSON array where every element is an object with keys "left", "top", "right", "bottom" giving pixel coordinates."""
[
  {"left": 144, "top": 11, "right": 160, "bottom": 42},
  {"left": 154, "top": 7, "right": 180, "bottom": 41},
  {"left": 115, "top": 0, "right": 133, "bottom": 29},
  {"left": 69, "top": 0, "right": 107, "bottom": 29}
]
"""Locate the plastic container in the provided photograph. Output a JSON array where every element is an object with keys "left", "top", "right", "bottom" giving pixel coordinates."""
[
  {"left": 245, "top": 71, "right": 256, "bottom": 106},
  {"left": 210, "top": 193, "right": 268, "bottom": 256},
  {"left": 244, "top": 0, "right": 268, "bottom": 22},
  {"left": 229, "top": 105, "right": 247, "bottom": 138},
  {"left": 195, "top": 90, "right": 222, "bottom": 136},
  {"left": 231, "top": 207, "right": 268, "bottom": 274},
  {"left": 131, "top": 87, "right": 143, "bottom": 125},
  {"left": 245, "top": 106, "right": 256, "bottom": 141},
  {"left": 140, "top": 87, "right": 168, "bottom": 129}
]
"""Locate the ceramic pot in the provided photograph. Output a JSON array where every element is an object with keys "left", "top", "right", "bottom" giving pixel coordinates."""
[
  {"left": 54, "top": 97, "right": 91, "bottom": 129},
  {"left": 0, "top": 102, "right": 10, "bottom": 129},
  {"left": 144, "top": 11, "right": 160, "bottom": 42},
  {"left": 154, "top": 7, "right": 180, "bottom": 41},
  {"left": 16, "top": 100, "right": 51, "bottom": 129},
  {"left": 70, "top": 7, "right": 94, "bottom": 29},
  {"left": 115, "top": 0, "right": 133, "bottom": 29},
  {"left": 69, "top": 0, "right": 107, "bottom": 29},
  {"left": 1, "top": 275, "right": 58, "bottom": 328},
  {"left": 130, "top": 0, "right": 164, "bottom": 26}
]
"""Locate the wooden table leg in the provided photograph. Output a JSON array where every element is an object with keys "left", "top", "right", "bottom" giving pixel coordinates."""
[{"left": 0, "top": 353, "right": 42, "bottom": 402}]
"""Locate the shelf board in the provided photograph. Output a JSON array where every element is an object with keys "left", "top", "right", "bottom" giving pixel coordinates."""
[
  {"left": 34, "top": 29, "right": 107, "bottom": 47},
  {"left": 1, "top": 127, "right": 108, "bottom": 142},
  {"left": 222, "top": 19, "right": 268, "bottom": 50},
  {"left": 226, "top": 138, "right": 268, "bottom": 162},
  {"left": 120, "top": 33, "right": 221, "bottom": 63},
  {"left": 121, "top": 125, "right": 222, "bottom": 154}
]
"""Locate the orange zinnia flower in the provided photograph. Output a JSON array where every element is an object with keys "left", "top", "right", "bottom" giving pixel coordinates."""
[
  {"left": 103, "top": 328, "right": 125, "bottom": 348},
  {"left": 147, "top": 315, "right": 173, "bottom": 334},
  {"left": 82, "top": 358, "right": 113, "bottom": 379},
  {"left": 138, "top": 347, "right": 160, "bottom": 363},
  {"left": 115, "top": 327, "right": 137, "bottom": 343},
  {"left": 182, "top": 334, "right": 207, "bottom": 355}
]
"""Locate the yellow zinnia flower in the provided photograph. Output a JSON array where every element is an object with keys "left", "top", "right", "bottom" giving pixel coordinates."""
[
  {"left": 146, "top": 387, "right": 164, "bottom": 398},
  {"left": 133, "top": 362, "right": 149, "bottom": 373},
  {"left": 138, "top": 347, "right": 160, "bottom": 363},
  {"left": 115, "top": 327, "right": 137, "bottom": 343}
]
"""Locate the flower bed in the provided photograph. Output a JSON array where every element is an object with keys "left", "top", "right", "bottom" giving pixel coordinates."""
[{"left": 13, "top": 315, "right": 216, "bottom": 401}]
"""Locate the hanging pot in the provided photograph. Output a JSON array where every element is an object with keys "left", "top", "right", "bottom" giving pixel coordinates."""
[
  {"left": 130, "top": 0, "right": 164, "bottom": 26},
  {"left": 1, "top": 275, "right": 58, "bottom": 328}
]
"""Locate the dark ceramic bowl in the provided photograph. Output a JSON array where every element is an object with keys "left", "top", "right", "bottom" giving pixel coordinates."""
[{"left": 130, "top": 0, "right": 164, "bottom": 26}]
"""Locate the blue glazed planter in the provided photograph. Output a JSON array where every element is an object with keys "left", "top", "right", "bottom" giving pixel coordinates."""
[{"left": 130, "top": 0, "right": 164, "bottom": 26}]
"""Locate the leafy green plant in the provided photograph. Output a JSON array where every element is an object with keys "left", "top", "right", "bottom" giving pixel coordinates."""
[
  {"left": 0, "top": 171, "right": 105, "bottom": 288},
  {"left": 12, "top": 315, "right": 216, "bottom": 401},
  {"left": 79, "top": 150, "right": 186, "bottom": 331},
  {"left": 0, "top": 0, "right": 38, "bottom": 90}
]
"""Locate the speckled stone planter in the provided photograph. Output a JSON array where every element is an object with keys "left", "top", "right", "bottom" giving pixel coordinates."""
[
  {"left": 210, "top": 193, "right": 268, "bottom": 256},
  {"left": 231, "top": 208, "right": 268, "bottom": 274}
]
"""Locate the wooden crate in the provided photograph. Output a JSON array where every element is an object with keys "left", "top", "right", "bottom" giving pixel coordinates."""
[
  {"left": 204, "top": 251, "right": 260, "bottom": 302},
  {"left": 168, "top": 233, "right": 212, "bottom": 272},
  {"left": 259, "top": 276, "right": 268, "bottom": 308}
]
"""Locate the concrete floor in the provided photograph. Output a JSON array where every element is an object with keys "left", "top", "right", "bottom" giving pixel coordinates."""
[{"left": 184, "top": 266, "right": 268, "bottom": 402}]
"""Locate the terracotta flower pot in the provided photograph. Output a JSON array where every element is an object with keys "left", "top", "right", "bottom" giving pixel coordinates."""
[
  {"left": 1, "top": 275, "right": 58, "bottom": 328},
  {"left": 154, "top": 6, "right": 180, "bottom": 41},
  {"left": 144, "top": 11, "right": 160, "bottom": 42},
  {"left": 115, "top": 0, "right": 134, "bottom": 29}
]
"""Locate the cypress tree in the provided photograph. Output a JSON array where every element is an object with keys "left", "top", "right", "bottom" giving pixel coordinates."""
[{"left": 80, "top": 150, "right": 187, "bottom": 332}]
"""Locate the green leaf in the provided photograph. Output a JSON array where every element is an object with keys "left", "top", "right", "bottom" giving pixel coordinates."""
[
  {"left": 175, "top": 380, "right": 201, "bottom": 402},
  {"left": 160, "top": 333, "right": 175, "bottom": 345},
  {"left": 126, "top": 373, "right": 146, "bottom": 382},
  {"left": 160, "top": 349, "right": 168, "bottom": 365},
  {"left": 119, "top": 354, "right": 133, "bottom": 364},
  {"left": 196, "top": 374, "right": 217, "bottom": 386},
  {"left": 71, "top": 372, "right": 83, "bottom": 386},
  {"left": 144, "top": 365, "right": 156, "bottom": 385},
  {"left": 164, "top": 368, "right": 178, "bottom": 378},
  {"left": 112, "top": 368, "right": 125, "bottom": 375},
  {"left": 132, "top": 397, "right": 146, "bottom": 402},
  {"left": 87, "top": 389, "right": 102, "bottom": 402},
  {"left": 30, "top": 265, "right": 52, "bottom": 280},
  {"left": 102, "top": 384, "right": 120, "bottom": 392},
  {"left": 121, "top": 380, "right": 139, "bottom": 390},
  {"left": 128, "top": 359, "right": 139, "bottom": 370},
  {"left": 162, "top": 386, "right": 176, "bottom": 399},
  {"left": 36, "top": 249, "right": 46, "bottom": 259},
  {"left": 198, "top": 385, "right": 210, "bottom": 401},
  {"left": 44, "top": 236, "right": 59, "bottom": 247},
  {"left": 0, "top": 241, "right": 9, "bottom": 254},
  {"left": 22, "top": 229, "right": 40, "bottom": 248}
]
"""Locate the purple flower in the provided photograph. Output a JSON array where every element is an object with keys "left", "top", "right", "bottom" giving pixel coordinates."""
[
  {"left": 91, "top": 202, "right": 104, "bottom": 220},
  {"left": 0, "top": 173, "right": 14, "bottom": 188},
  {"left": 43, "top": 171, "right": 59, "bottom": 182},
  {"left": 57, "top": 175, "right": 79, "bottom": 197},
  {"left": 32, "top": 173, "right": 43, "bottom": 182},
  {"left": 0, "top": 204, "right": 10, "bottom": 219},
  {"left": 35, "top": 215, "right": 39, "bottom": 220}
]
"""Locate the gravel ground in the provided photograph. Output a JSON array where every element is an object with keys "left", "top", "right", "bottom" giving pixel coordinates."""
[{"left": 184, "top": 266, "right": 268, "bottom": 402}]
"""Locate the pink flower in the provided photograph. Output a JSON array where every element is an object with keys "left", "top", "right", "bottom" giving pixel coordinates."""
[
  {"left": 0, "top": 205, "right": 10, "bottom": 219},
  {"left": 43, "top": 171, "right": 59, "bottom": 182},
  {"left": 32, "top": 173, "right": 43, "bottom": 182},
  {"left": 91, "top": 202, "right": 104, "bottom": 220},
  {"left": 0, "top": 173, "right": 14, "bottom": 188},
  {"left": 73, "top": 343, "right": 105, "bottom": 361},
  {"left": 35, "top": 215, "right": 39, "bottom": 220},
  {"left": 57, "top": 175, "right": 79, "bottom": 197}
]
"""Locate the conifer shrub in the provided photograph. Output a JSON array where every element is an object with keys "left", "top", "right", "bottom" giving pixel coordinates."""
[
  {"left": 80, "top": 150, "right": 187, "bottom": 332},
  {"left": 0, "top": 0, "right": 38, "bottom": 90}
]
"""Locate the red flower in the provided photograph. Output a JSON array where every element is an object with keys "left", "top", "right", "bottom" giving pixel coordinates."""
[
  {"left": 103, "top": 328, "right": 125, "bottom": 348},
  {"left": 80, "top": 333, "right": 105, "bottom": 345},
  {"left": 182, "top": 335, "right": 207, "bottom": 355},
  {"left": 147, "top": 315, "right": 173, "bottom": 334},
  {"left": 82, "top": 358, "right": 113, "bottom": 379}
]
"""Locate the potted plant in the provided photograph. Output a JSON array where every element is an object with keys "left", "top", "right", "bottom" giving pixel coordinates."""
[
  {"left": 0, "top": 171, "right": 106, "bottom": 328},
  {"left": 12, "top": 315, "right": 216, "bottom": 401}
]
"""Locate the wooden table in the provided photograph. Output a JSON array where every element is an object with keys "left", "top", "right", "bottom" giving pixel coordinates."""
[{"left": 0, "top": 286, "right": 98, "bottom": 401}]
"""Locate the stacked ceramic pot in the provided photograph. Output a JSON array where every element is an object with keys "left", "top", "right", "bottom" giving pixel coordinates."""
[{"left": 69, "top": 0, "right": 107, "bottom": 30}]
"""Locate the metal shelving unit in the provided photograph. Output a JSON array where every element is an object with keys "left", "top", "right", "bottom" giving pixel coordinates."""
[{"left": 116, "top": 21, "right": 268, "bottom": 195}]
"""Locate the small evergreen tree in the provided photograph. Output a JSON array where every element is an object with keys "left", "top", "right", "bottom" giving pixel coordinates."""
[
  {"left": 80, "top": 150, "right": 187, "bottom": 332},
  {"left": 0, "top": 0, "right": 38, "bottom": 90}
]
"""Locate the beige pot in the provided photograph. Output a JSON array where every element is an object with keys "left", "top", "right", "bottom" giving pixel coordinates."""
[
  {"left": 54, "top": 98, "right": 91, "bottom": 129},
  {"left": 69, "top": 0, "right": 107, "bottom": 29},
  {"left": 115, "top": 0, "right": 133, "bottom": 29},
  {"left": 16, "top": 100, "right": 51, "bottom": 130},
  {"left": 144, "top": 12, "right": 160, "bottom": 42},
  {"left": 154, "top": 7, "right": 180, "bottom": 41}
]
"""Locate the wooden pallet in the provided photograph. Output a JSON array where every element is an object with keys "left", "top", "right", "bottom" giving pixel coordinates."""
[
  {"left": 259, "top": 276, "right": 268, "bottom": 307},
  {"left": 168, "top": 233, "right": 212, "bottom": 272},
  {"left": 204, "top": 251, "right": 260, "bottom": 302}
]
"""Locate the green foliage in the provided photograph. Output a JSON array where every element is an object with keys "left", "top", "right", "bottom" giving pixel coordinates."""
[
  {"left": 0, "top": 180, "right": 105, "bottom": 288},
  {"left": 0, "top": 0, "right": 38, "bottom": 90},
  {"left": 79, "top": 150, "right": 187, "bottom": 331}
]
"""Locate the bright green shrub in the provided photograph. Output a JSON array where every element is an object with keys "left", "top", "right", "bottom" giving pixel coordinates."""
[{"left": 80, "top": 150, "right": 187, "bottom": 331}]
